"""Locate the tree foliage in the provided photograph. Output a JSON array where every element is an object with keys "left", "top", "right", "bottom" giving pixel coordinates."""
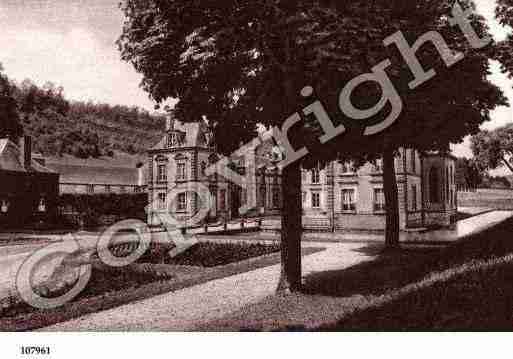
[
  {"left": 471, "top": 124, "right": 513, "bottom": 173},
  {"left": 0, "top": 65, "right": 22, "bottom": 141},
  {"left": 118, "top": 0, "right": 506, "bottom": 256},
  {"left": 455, "top": 157, "right": 483, "bottom": 190},
  {"left": 494, "top": 0, "right": 513, "bottom": 79}
]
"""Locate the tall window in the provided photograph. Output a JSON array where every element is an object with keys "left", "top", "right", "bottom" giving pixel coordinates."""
[
  {"left": 372, "top": 159, "right": 383, "bottom": 172},
  {"left": 201, "top": 162, "right": 207, "bottom": 177},
  {"left": 341, "top": 189, "right": 356, "bottom": 211},
  {"left": 87, "top": 184, "right": 94, "bottom": 194},
  {"left": 177, "top": 192, "right": 187, "bottom": 211},
  {"left": 411, "top": 185, "right": 417, "bottom": 210},
  {"left": 311, "top": 168, "right": 320, "bottom": 184},
  {"left": 241, "top": 189, "right": 247, "bottom": 206},
  {"left": 272, "top": 188, "right": 281, "bottom": 208},
  {"left": 374, "top": 188, "right": 385, "bottom": 211},
  {"left": 446, "top": 166, "right": 450, "bottom": 203},
  {"left": 259, "top": 186, "right": 266, "bottom": 207},
  {"left": 429, "top": 168, "right": 440, "bottom": 203},
  {"left": 158, "top": 192, "right": 166, "bottom": 210},
  {"left": 157, "top": 164, "right": 167, "bottom": 182},
  {"left": 311, "top": 192, "right": 321, "bottom": 208},
  {"left": 177, "top": 162, "right": 186, "bottom": 180},
  {"left": 411, "top": 150, "right": 416, "bottom": 173},
  {"left": 302, "top": 191, "right": 307, "bottom": 205},
  {"left": 219, "top": 190, "right": 226, "bottom": 211}
]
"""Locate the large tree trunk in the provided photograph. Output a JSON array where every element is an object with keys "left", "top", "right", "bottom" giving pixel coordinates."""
[
  {"left": 277, "top": 160, "right": 303, "bottom": 292},
  {"left": 383, "top": 145, "right": 401, "bottom": 250}
]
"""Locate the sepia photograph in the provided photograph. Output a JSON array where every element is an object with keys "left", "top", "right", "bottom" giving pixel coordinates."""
[{"left": 0, "top": 0, "right": 513, "bottom": 357}]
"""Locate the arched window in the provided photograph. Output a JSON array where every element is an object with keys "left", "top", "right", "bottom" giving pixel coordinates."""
[{"left": 429, "top": 167, "right": 440, "bottom": 203}]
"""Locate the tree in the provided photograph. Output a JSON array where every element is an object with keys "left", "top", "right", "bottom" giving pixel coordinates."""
[
  {"left": 118, "top": 0, "right": 506, "bottom": 289},
  {"left": 0, "top": 65, "right": 22, "bottom": 141},
  {"left": 117, "top": 0, "right": 381, "bottom": 291},
  {"left": 471, "top": 125, "right": 513, "bottom": 173},
  {"left": 299, "top": 0, "right": 505, "bottom": 248},
  {"left": 455, "top": 157, "right": 483, "bottom": 191}
]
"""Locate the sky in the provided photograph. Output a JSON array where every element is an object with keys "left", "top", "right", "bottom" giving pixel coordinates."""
[{"left": 0, "top": 0, "right": 512, "bottom": 162}]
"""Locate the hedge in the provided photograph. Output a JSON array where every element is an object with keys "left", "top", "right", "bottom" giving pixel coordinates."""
[{"left": 58, "top": 193, "right": 148, "bottom": 228}]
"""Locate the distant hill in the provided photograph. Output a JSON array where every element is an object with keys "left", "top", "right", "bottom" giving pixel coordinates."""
[
  {"left": 8, "top": 78, "right": 165, "bottom": 159},
  {"left": 45, "top": 151, "right": 146, "bottom": 169}
]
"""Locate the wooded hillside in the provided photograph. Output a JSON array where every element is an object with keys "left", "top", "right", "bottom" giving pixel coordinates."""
[{"left": 7, "top": 77, "right": 164, "bottom": 158}]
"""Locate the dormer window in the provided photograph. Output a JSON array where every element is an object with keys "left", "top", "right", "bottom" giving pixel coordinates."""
[
  {"left": 341, "top": 162, "right": 356, "bottom": 174},
  {"left": 167, "top": 131, "right": 186, "bottom": 148},
  {"left": 1, "top": 200, "right": 9, "bottom": 213},
  {"left": 38, "top": 197, "right": 46, "bottom": 213},
  {"left": 372, "top": 159, "right": 383, "bottom": 172}
]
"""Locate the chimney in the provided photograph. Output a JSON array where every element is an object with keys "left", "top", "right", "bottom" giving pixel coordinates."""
[
  {"left": 19, "top": 136, "right": 32, "bottom": 170},
  {"left": 165, "top": 114, "right": 174, "bottom": 132},
  {"left": 136, "top": 162, "right": 145, "bottom": 187}
]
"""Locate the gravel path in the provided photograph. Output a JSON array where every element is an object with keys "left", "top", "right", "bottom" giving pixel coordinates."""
[{"left": 41, "top": 242, "right": 376, "bottom": 331}]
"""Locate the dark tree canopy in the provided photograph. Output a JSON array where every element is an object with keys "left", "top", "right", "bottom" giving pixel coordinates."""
[
  {"left": 117, "top": 0, "right": 508, "bottom": 285},
  {"left": 0, "top": 65, "right": 22, "bottom": 141}
]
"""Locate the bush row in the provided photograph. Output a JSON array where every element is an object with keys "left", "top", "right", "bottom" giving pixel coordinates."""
[{"left": 58, "top": 193, "right": 148, "bottom": 228}]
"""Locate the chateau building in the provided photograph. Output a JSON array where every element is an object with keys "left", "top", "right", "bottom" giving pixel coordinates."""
[{"left": 147, "top": 118, "right": 457, "bottom": 232}]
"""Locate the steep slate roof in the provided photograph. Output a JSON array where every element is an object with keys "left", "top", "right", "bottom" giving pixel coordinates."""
[
  {"left": 150, "top": 121, "right": 208, "bottom": 150},
  {"left": 46, "top": 164, "right": 140, "bottom": 186},
  {"left": 0, "top": 139, "right": 56, "bottom": 174}
]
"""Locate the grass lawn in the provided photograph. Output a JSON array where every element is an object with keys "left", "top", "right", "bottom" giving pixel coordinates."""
[
  {"left": 0, "top": 241, "right": 322, "bottom": 331},
  {"left": 459, "top": 189, "right": 513, "bottom": 210},
  {"left": 199, "top": 218, "right": 513, "bottom": 331}
]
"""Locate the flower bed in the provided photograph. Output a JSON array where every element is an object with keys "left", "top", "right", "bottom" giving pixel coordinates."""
[
  {"left": 0, "top": 240, "right": 292, "bottom": 330},
  {"left": 139, "top": 241, "right": 281, "bottom": 267}
]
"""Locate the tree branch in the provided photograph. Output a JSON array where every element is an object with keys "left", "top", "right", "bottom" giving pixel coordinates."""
[{"left": 502, "top": 156, "right": 513, "bottom": 173}]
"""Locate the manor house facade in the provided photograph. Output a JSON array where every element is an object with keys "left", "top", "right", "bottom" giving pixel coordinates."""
[{"left": 146, "top": 118, "right": 457, "bottom": 232}]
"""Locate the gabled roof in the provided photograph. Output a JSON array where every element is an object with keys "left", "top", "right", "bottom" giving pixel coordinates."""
[
  {"left": 0, "top": 139, "right": 56, "bottom": 174},
  {"left": 46, "top": 164, "right": 140, "bottom": 186}
]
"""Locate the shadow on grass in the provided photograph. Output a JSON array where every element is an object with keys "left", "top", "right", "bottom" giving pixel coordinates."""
[
  {"left": 303, "top": 218, "right": 513, "bottom": 299},
  {"left": 300, "top": 218, "right": 513, "bottom": 330}
]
